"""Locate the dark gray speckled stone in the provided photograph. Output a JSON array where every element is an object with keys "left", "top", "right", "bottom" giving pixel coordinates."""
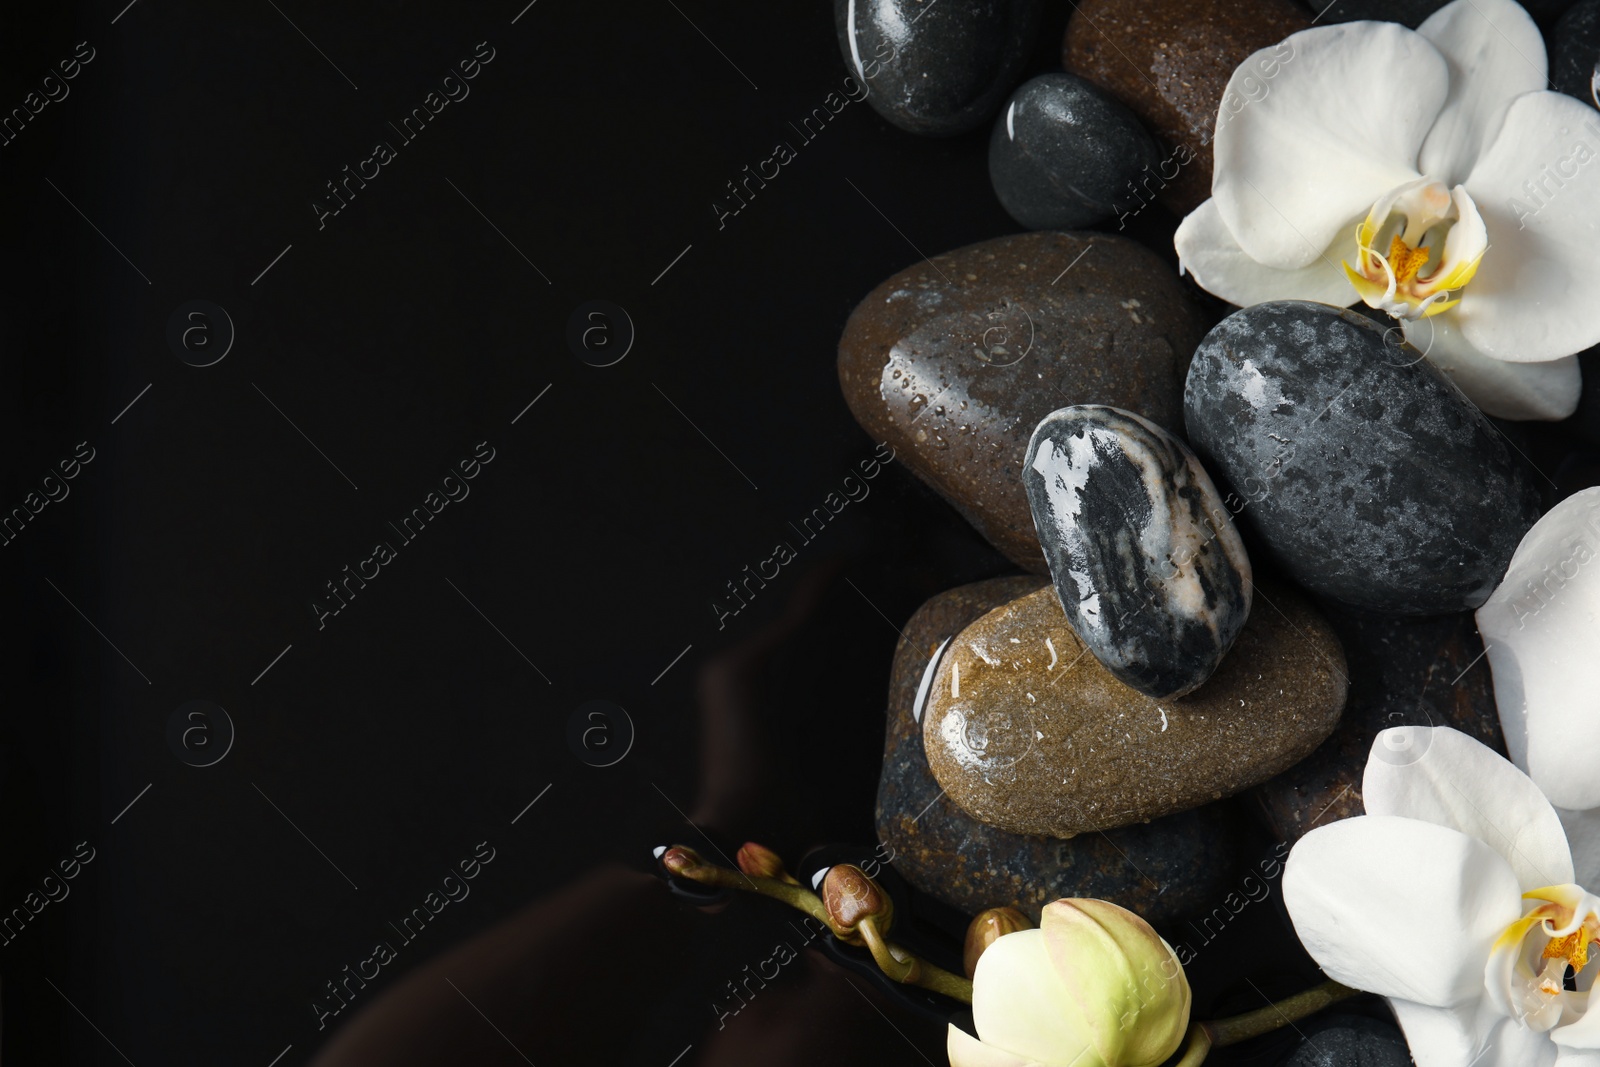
[
  {"left": 1024, "top": 405, "right": 1251, "bottom": 698},
  {"left": 1285, "top": 1016, "right": 1411, "bottom": 1067},
  {"left": 988, "top": 74, "right": 1163, "bottom": 230},
  {"left": 1183, "top": 301, "right": 1540, "bottom": 615},
  {"left": 1553, "top": 0, "right": 1600, "bottom": 108}
]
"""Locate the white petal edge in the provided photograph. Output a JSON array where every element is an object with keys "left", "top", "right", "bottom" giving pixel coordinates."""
[
  {"left": 1362, "top": 725, "right": 1573, "bottom": 891},
  {"left": 1416, "top": 0, "right": 1548, "bottom": 187},
  {"left": 947, "top": 1024, "right": 1039, "bottom": 1067},
  {"left": 1477, "top": 488, "right": 1600, "bottom": 810},
  {"left": 1402, "top": 313, "right": 1580, "bottom": 420},
  {"left": 971, "top": 928, "right": 1102, "bottom": 1067},
  {"left": 1175, "top": 198, "right": 1358, "bottom": 307},
  {"left": 1388, "top": 1004, "right": 1497, "bottom": 1067},
  {"left": 1283, "top": 815, "right": 1522, "bottom": 1007},
  {"left": 1458, "top": 92, "right": 1600, "bottom": 362},
  {"left": 1211, "top": 21, "right": 1446, "bottom": 271}
]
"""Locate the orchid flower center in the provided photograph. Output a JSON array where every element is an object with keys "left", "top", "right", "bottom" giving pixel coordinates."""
[
  {"left": 1342, "top": 178, "right": 1488, "bottom": 321},
  {"left": 1491, "top": 885, "right": 1600, "bottom": 1032}
]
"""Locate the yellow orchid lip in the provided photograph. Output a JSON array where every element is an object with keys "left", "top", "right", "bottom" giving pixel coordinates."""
[
  {"left": 1491, "top": 885, "right": 1600, "bottom": 1023},
  {"left": 1344, "top": 178, "right": 1488, "bottom": 321}
]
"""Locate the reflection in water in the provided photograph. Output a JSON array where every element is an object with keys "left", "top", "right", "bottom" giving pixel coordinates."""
[{"left": 310, "top": 563, "right": 945, "bottom": 1066}]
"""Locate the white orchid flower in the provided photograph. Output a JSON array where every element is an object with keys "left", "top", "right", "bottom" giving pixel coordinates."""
[
  {"left": 1284, "top": 725, "right": 1600, "bottom": 1066},
  {"left": 1478, "top": 487, "right": 1600, "bottom": 890},
  {"left": 1174, "top": 0, "right": 1600, "bottom": 421}
]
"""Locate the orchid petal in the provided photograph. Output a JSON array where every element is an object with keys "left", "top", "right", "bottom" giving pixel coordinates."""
[
  {"left": 1389, "top": 999, "right": 1554, "bottom": 1067},
  {"left": 1416, "top": 0, "right": 1548, "bottom": 187},
  {"left": 1457, "top": 91, "right": 1600, "bottom": 363},
  {"left": 1284, "top": 815, "right": 1522, "bottom": 1006},
  {"left": 947, "top": 1025, "right": 1041, "bottom": 1067},
  {"left": 970, "top": 929, "right": 1106, "bottom": 1067},
  {"left": 1556, "top": 1050, "right": 1600, "bottom": 1067},
  {"left": 1362, "top": 726, "right": 1573, "bottom": 891},
  {"left": 1175, "top": 198, "right": 1357, "bottom": 307},
  {"left": 1556, "top": 988, "right": 1600, "bottom": 1053},
  {"left": 1402, "top": 312, "right": 1580, "bottom": 420},
  {"left": 1477, "top": 488, "right": 1600, "bottom": 810},
  {"left": 1211, "top": 22, "right": 1446, "bottom": 271}
]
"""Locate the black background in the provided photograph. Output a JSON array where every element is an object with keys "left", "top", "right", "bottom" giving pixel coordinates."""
[{"left": 1, "top": 1, "right": 1356, "bottom": 1064}]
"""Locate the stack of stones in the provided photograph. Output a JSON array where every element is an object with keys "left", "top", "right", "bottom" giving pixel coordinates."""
[{"left": 828, "top": 1, "right": 1582, "bottom": 1060}]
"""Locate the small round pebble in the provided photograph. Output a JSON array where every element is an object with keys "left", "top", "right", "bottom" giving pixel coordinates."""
[{"left": 988, "top": 74, "right": 1164, "bottom": 229}]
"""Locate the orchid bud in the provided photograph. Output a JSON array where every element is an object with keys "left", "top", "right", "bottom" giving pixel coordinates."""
[
  {"left": 657, "top": 845, "right": 703, "bottom": 877},
  {"left": 949, "top": 898, "right": 1191, "bottom": 1067},
  {"left": 963, "top": 906, "right": 1032, "bottom": 978},
  {"left": 821, "top": 864, "right": 893, "bottom": 945},
  {"left": 736, "top": 841, "right": 798, "bottom": 884}
]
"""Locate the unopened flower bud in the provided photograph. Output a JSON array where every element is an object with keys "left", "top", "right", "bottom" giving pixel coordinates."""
[
  {"left": 658, "top": 845, "right": 703, "bottom": 877},
  {"left": 736, "top": 841, "right": 798, "bottom": 883},
  {"left": 949, "top": 898, "right": 1191, "bottom": 1067},
  {"left": 821, "top": 864, "right": 893, "bottom": 945},
  {"left": 963, "top": 906, "right": 1032, "bottom": 978}
]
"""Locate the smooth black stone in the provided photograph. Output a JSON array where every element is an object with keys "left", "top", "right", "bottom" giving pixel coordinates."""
[
  {"left": 1285, "top": 1016, "right": 1411, "bottom": 1067},
  {"left": 835, "top": 0, "right": 1043, "bottom": 137},
  {"left": 1553, "top": 1, "right": 1600, "bottom": 107},
  {"left": 1023, "top": 405, "right": 1251, "bottom": 698},
  {"left": 987, "top": 74, "right": 1163, "bottom": 230},
  {"left": 1183, "top": 301, "right": 1541, "bottom": 614}
]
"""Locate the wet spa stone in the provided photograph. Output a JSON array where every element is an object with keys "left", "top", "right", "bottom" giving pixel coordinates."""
[
  {"left": 1024, "top": 405, "right": 1251, "bottom": 699},
  {"left": 838, "top": 232, "right": 1210, "bottom": 572},
  {"left": 876, "top": 576, "right": 1242, "bottom": 922},
  {"left": 1252, "top": 606, "right": 1505, "bottom": 844},
  {"left": 834, "top": 0, "right": 1042, "bottom": 136},
  {"left": 1183, "top": 301, "right": 1541, "bottom": 614},
  {"left": 920, "top": 581, "right": 1346, "bottom": 836},
  {"left": 1061, "top": 0, "right": 1310, "bottom": 214}
]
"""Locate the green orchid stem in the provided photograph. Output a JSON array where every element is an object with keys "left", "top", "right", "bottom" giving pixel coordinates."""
[
  {"left": 1176, "top": 979, "right": 1362, "bottom": 1064},
  {"left": 666, "top": 850, "right": 975, "bottom": 1002},
  {"left": 673, "top": 859, "right": 831, "bottom": 925}
]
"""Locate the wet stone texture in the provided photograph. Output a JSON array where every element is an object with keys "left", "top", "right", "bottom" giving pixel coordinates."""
[
  {"left": 920, "top": 580, "right": 1346, "bottom": 836},
  {"left": 875, "top": 576, "right": 1243, "bottom": 923},
  {"left": 988, "top": 73, "right": 1163, "bottom": 230},
  {"left": 834, "top": 0, "right": 1042, "bottom": 137},
  {"left": 1183, "top": 301, "right": 1541, "bottom": 615},
  {"left": 837, "top": 232, "right": 1211, "bottom": 572},
  {"left": 1024, "top": 404, "right": 1252, "bottom": 699},
  {"left": 1254, "top": 606, "right": 1506, "bottom": 844},
  {"left": 1061, "top": 0, "right": 1310, "bottom": 215}
]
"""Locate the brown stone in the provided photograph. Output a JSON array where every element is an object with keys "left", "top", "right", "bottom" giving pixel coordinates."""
[
  {"left": 838, "top": 232, "right": 1209, "bottom": 573},
  {"left": 1062, "top": 0, "right": 1310, "bottom": 215},
  {"left": 1252, "top": 607, "right": 1506, "bottom": 842},
  {"left": 876, "top": 577, "right": 1244, "bottom": 923},
  {"left": 922, "top": 581, "right": 1347, "bottom": 835}
]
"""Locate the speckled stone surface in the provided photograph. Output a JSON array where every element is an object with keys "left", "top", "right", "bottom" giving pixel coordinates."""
[
  {"left": 1024, "top": 405, "right": 1252, "bottom": 698},
  {"left": 1253, "top": 606, "right": 1505, "bottom": 842},
  {"left": 1285, "top": 1016, "right": 1412, "bottom": 1067},
  {"left": 1184, "top": 301, "right": 1541, "bottom": 615},
  {"left": 875, "top": 576, "right": 1243, "bottom": 923},
  {"left": 834, "top": 0, "right": 1042, "bottom": 137},
  {"left": 920, "top": 580, "right": 1346, "bottom": 836},
  {"left": 988, "top": 74, "right": 1163, "bottom": 230},
  {"left": 1553, "top": 0, "right": 1600, "bottom": 107},
  {"left": 1303, "top": 0, "right": 1448, "bottom": 25},
  {"left": 837, "top": 232, "right": 1210, "bottom": 572},
  {"left": 1061, "top": 0, "right": 1309, "bottom": 215}
]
